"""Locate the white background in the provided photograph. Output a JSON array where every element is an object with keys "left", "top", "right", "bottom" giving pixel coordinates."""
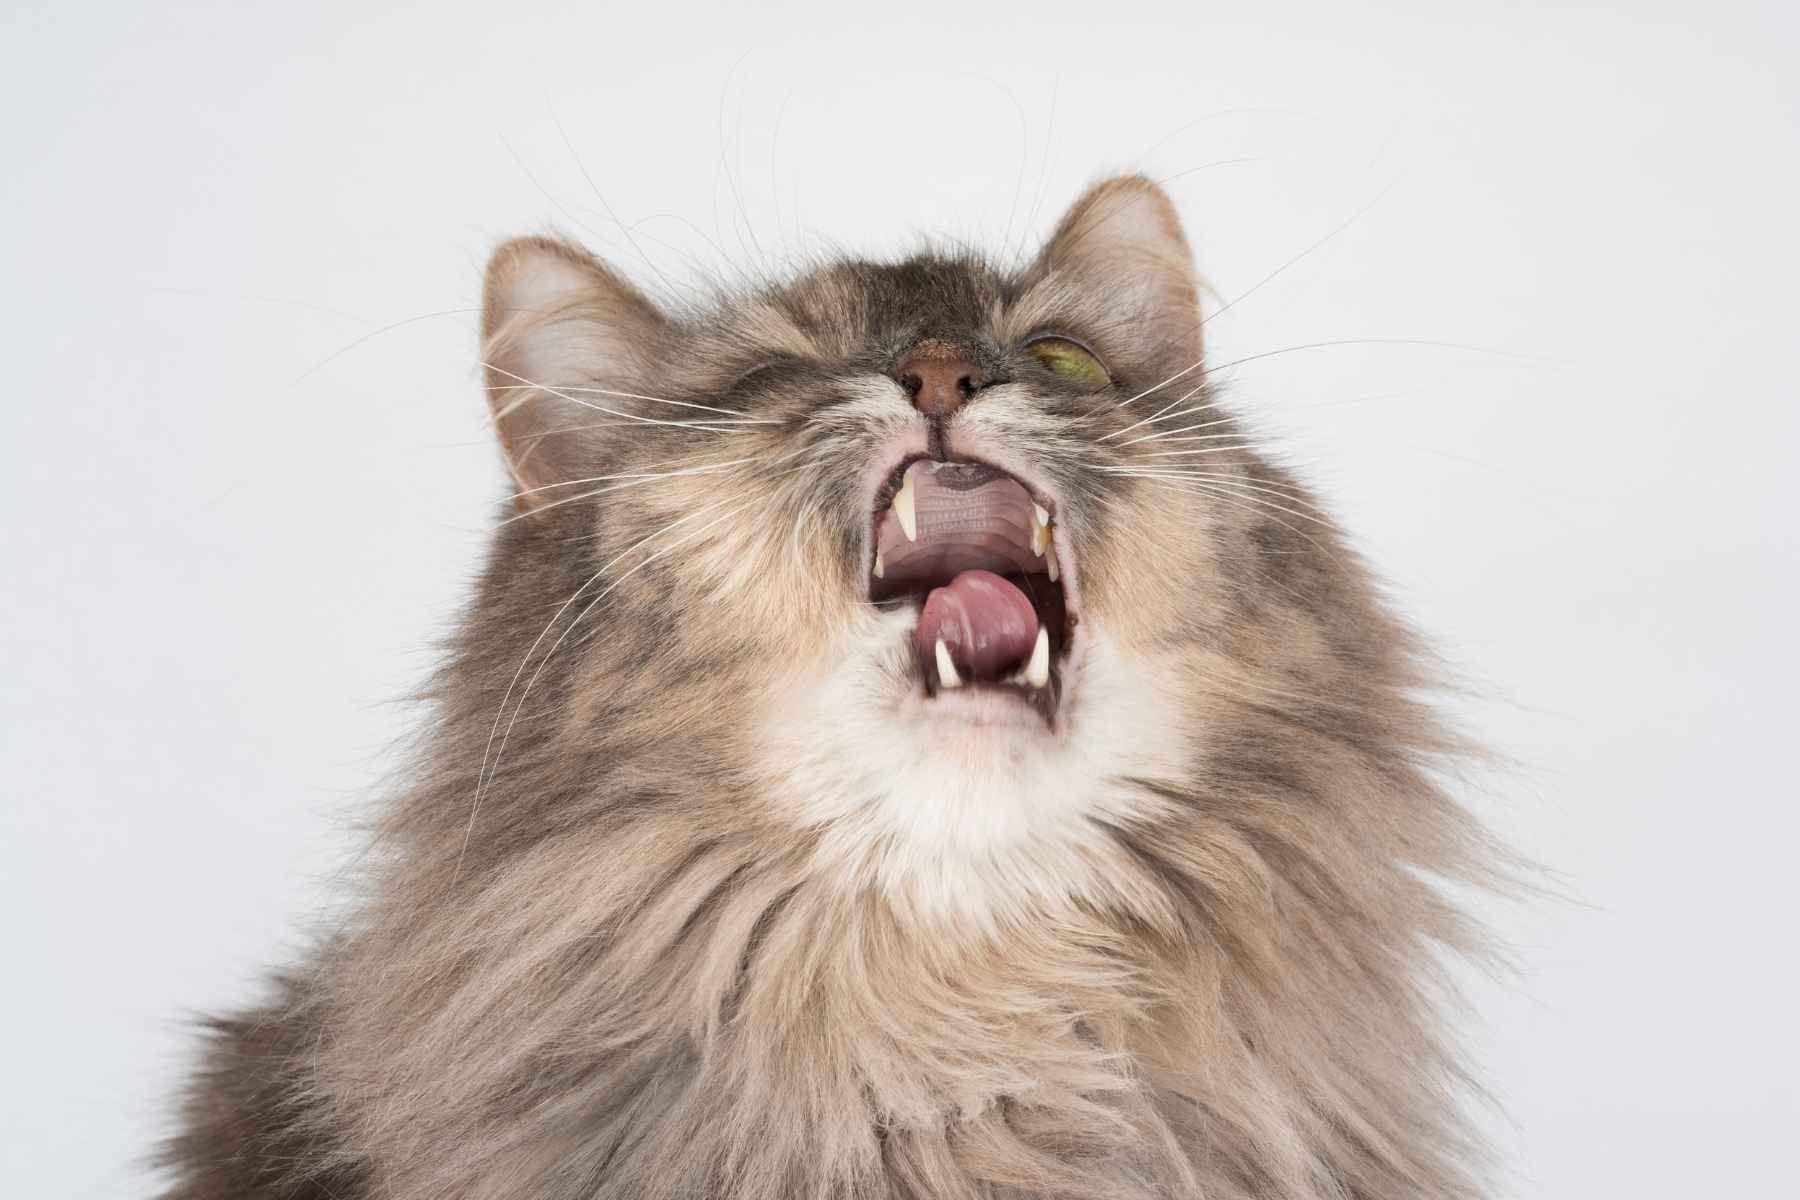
[{"left": 4, "top": 2, "right": 1796, "bottom": 1196}]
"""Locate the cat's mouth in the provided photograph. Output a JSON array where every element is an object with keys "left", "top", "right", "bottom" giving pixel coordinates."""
[{"left": 869, "top": 458, "right": 1072, "bottom": 726}]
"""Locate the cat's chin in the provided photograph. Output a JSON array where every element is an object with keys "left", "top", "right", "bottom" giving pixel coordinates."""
[{"left": 749, "top": 611, "right": 1195, "bottom": 907}]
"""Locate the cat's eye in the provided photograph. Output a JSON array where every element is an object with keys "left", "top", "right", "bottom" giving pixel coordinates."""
[{"left": 1025, "top": 336, "right": 1110, "bottom": 388}]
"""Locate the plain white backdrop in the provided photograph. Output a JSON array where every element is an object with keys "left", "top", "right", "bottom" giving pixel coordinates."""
[{"left": 4, "top": 1, "right": 1796, "bottom": 1195}]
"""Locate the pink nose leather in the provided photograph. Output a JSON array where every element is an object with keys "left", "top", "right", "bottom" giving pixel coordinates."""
[{"left": 897, "top": 345, "right": 990, "bottom": 418}]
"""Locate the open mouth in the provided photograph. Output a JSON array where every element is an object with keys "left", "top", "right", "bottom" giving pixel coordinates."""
[{"left": 869, "top": 458, "right": 1073, "bottom": 725}]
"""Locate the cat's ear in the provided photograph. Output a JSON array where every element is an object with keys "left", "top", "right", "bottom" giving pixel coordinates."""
[
  {"left": 1032, "top": 175, "right": 1202, "bottom": 369},
  {"left": 480, "top": 236, "right": 668, "bottom": 510}
]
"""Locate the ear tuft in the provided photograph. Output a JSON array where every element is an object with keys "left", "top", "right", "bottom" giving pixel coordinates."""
[
  {"left": 1035, "top": 175, "right": 1203, "bottom": 369},
  {"left": 480, "top": 237, "right": 666, "bottom": 510}
]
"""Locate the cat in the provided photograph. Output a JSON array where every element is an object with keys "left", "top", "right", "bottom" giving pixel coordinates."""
[{"left": 160, "top": 175, "right": 1502, "bottom": 1199}]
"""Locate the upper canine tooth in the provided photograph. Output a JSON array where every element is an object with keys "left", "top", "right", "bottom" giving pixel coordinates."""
[
  {"left": 1025, "top": 626, "right": 1050, "bottom": 689},
  {"left": 893, "top": 472, "right": 918, "bottom": 542},
  {"left": 935, "top": 639, "right": 962, "bottom": 689},
  {"left": 1033, "top": 503, "right": 1051, "bottom": 527},
  {"left": 873, "top": 552, "right": 885, "bottom": 579},
  {"left": 1046, "top": 553, "right": 1058, "bottom": 583}
]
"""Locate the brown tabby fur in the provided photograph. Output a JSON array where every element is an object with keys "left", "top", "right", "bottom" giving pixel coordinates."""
[{"left": 160, "top": 176, "right": 1503, "bottom": 1199}]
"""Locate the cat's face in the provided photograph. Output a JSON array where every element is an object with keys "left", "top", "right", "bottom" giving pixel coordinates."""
[{"left": 477, "top": 178, "right": 1297, "bottom": 915}]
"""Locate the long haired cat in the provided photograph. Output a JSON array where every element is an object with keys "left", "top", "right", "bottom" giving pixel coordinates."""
[{"left": 161, "top": 175, "right": 1501, "bottom": 1199}]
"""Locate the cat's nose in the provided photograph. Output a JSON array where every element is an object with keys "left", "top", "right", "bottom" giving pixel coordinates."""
[{"left": 897, "top": 347, "right": 991, "bottom": 418}]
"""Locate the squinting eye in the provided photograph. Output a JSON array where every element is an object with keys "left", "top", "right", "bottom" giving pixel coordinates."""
[{"left": 1025, "top": 337, "right": 1110, "bottom": 388}]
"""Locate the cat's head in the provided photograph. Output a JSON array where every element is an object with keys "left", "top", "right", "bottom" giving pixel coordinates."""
[{"left": 470, "top": 176, "right": 1358, "bottom": 918}]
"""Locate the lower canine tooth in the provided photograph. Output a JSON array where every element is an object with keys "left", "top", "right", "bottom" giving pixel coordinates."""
[
  {"left": 935, "top": 639, "right": 962, "bottom": 689},
  {"left": 1025, "top": 627, "right": 1050, "bottom": 688},
  {"left": 893, "top": 473, "right": 917, "bottom": 541}
]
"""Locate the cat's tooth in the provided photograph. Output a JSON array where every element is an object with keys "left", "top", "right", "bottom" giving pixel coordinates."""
[
  {"left": 1025, "top": 627, "right": 1050, "bottom": 689},
  {"left": 935, "top": 639, "right": 962, "bottom": 689},
  {"left": 893, "top": 472, "right": 918, "bottom": 542},
  {"left": 873, "top": 552, "right": 884, "bottom": 579},
  {"left": 1046, "top": 552, "right": 1058, "bottom": 583},
  {"left": 1031, "top": 505, "right": 1051, "bottom": 557}
]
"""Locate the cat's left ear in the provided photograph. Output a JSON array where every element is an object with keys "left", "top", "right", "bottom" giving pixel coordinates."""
[
  {"left": 480, "top": 237, "right": 668, "bottom": 510},
  {"left": 1029, "top": 175, "right": 1203, "bottom": 370}
]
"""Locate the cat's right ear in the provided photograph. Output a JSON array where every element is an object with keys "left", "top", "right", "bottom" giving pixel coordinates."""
[{"left": 480, "top": 237, "right": 668, "bottom": 511}]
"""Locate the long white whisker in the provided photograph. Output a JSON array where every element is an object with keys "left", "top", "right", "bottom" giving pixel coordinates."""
[
  {"left": 497, "top": 443, "right": 815, "bottom": 526},
  {"left": 1108, "top": 333, "right": 1540, "bottom": 439},
  {"left": 1110, "top": 356, "right": 1207, "bottom": 410},
  {"left": 482, "top": 362, "right": 756, "bottom": 434},
  {"left": 486, "top": 382, "right": 774, "bottom": 422},
  {"left": 1116, "top": 443, "right": 1266, "bottom": 459},
  {"left": 509, "top": 459, "right": 761, "bottom": 501},
  {"left": 548, "top": 107, "right": 685, "bottom": 301},
  {"left": 295, "top": 308, "right": 481, "bottom": 383},
  {"left": 497, "top": 462, "right": 755, "bottom": 526},
  {"left": 1118, "top": 427, "right": 1249, "bottom": 447},
  {"left": 1098, "top": 468, "right": 1328, "bottom": 513},
  {"left": 1135, "top": 441, "right": 1268, "bottom": 457},
  {"left": 1097, "top": 380, "right": 1212, "bottom": 442},
  {"left": 1202, "top": 181, "right": 1397, "bottom": 328},
  {"left": 1113, "top": 416, "right": 1238, "bottom": 446},
  {"left": 1139, "top": 476, "right": 1338, "bottom": 530}
]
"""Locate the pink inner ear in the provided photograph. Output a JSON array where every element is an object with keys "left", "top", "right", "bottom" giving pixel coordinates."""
[
  {"left": 479, "top": 239, "right": 667, "bottom": 504},
  {"left": 1046, "top": 176, "right": 1194, "bottom": 271}
]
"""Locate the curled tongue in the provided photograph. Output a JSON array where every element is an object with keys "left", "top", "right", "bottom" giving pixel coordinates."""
[{"left": 914, "top": 569, "right": 1039, "bottom": 683}]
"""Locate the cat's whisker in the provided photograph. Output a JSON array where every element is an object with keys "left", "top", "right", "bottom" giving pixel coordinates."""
[
  {"left": 1131, "top": 475, "right": 1338, "bottom": 530},
  {"left": 505, "top": 442, "right": 816, "bottom": 529},
  {"left": 487, "top": 382, "right": 773, "bottom": 422},
  {"left": 1120, "top": 443, "right": 1269, "bottom": 460},
  {"left": 498, "top": 458, "right": 762, "bottom": 525},
  {"left": 1122, "top": 475, "right": 1346, "bottom": 570},
  {"left": 1134, "top": 440, "right": 1270, "bottom": 457},
  {"left": 1099, "top": 468, "right": 1330, "bottom": 514},
  {"left": 293, "top": 307, "right": 483, "bottom": 383},
  {"left": 1119, "top": 424, "right": 1247, "bottom": 445},
  {"left": 1108, "top": 355, "right": 1208, "bottom": 411},
  {"left": 1096, "top": 380, "right": 1212, "bottom": 442},
  {"left": 1205, "top": 337, "right": 1535, "bottom": 384},
  {"left": 1112, "top": 417, "right": 1238, "bottom": 447},
  {"left": 1103, "top": 334, "right": 1541, "bottom": 436},
  {"left": 482, "top": 362, "right": 758, "bottom": 434},
  {"left": 1201, "top": 180, "right": 1399, "bottom": 331},
  {"left": 509, "top": 459, "right": 763, "bottom": 501}
]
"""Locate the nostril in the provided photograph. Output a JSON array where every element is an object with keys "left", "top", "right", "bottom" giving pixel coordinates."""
[{"left": 897, "top": 350, "right": 988, "bottom": 418}]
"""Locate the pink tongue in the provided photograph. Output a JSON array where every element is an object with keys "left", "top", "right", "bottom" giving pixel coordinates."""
[{"left": 914, "top": 569, "right": 1039, "bottom": 682}]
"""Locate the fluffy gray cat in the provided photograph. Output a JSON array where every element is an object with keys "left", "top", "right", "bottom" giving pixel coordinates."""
[{"left": 161, "top": 175, "right": 1502, "bottom": 1199}]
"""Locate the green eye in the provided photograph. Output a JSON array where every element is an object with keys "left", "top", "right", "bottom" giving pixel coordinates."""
[{"left": 1026, "top": 337, "right": 1110, "bottom": 388}]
